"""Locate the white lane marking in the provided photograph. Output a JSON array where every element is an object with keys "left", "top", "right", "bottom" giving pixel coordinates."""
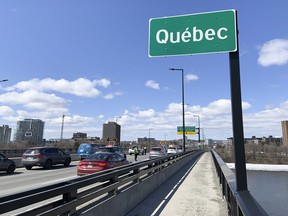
[{"left": 40, "top": 176, "right": 78, "bottom": 185}]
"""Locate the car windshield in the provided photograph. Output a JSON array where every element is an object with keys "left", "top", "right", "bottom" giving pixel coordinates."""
[
  {"left": 24, "top": 149, "right": 41, "bottom": 154},
  {"left": 97, "top": 147, "right": 113, "bottom": 153},
  {"left": 151, "top": 147, "right": 161, "bottom": 152},
  {"left": 168, "top": 147, "right": 176, "bottom": 150},
  {"left": 86, "top": 152, "right": 110, "bottom": 160},
  {"left": 79, "top": 144, "right": 90, "bottom": 149}
]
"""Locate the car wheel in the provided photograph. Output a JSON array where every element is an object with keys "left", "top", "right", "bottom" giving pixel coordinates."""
[
  {"left": 44, "top": 160, "right": 52, "bottom": 169},
  {"left": 64, "top": 158, "right": 71, "bottom": 167},
  {"left": 25, "top": 166, "right": 32, "bottom": 170},
  {"left": 7, "top": 165, "right": 15, "bottom": 174},
  {"left": 129, "top": 153, "right": 132, "bottom": 155}
]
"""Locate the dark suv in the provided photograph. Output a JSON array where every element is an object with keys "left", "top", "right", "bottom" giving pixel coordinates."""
[
  {"left": 22, "top": 147, "right": 71, "bottom": 170},
  {"left": 0, "top": 153, "right": 16, "bottom": 174}
]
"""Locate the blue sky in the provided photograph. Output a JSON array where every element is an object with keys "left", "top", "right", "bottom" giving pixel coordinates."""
[{"left": 1, "top": 1, "right": 288, "bottom": 142}]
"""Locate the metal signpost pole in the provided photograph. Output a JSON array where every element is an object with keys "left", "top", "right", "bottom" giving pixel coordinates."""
[
  {"left": 170, "top": 68, "right": 186, "bottom": 152},
  {"left": 229, "top": 11, "right": 247, "bottom": 191}
]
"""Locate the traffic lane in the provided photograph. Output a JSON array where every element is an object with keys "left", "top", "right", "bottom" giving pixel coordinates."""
[
  {"left": 0, "top": 161, "right": 79, "bottom": 197},
  {"left": 0, "top": 154, "right": 150, "bottom": 196},
  {"left": 126, "top": 153, "right": 149, "bottom": 163}
]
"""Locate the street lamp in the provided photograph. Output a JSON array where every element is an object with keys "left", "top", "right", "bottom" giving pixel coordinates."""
[
  {"left": 193, "top": 114, "right": 201, "bottom": 146},
  {"left": 148, "top": 128, "right": 153, "bottom": 150},
  {"left": 0, "top": 79, "right": 8, "bottom": 82},
  {"left": 169, "top": 68, "right": 186, "bottom": 152},
  {"left": 115, "top": 116, "right": 122, "bottom": 124}
]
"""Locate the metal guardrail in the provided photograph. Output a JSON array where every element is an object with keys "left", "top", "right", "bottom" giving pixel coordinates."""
[
  {"left": 0, "top": 150, "right": 203, "bottom": 216},
  {"left": 210, "top": 149, "right": 269, "bottom": 216}
]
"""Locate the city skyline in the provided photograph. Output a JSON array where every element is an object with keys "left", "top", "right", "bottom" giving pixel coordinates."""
[{"left": 0, "top": 1, "right": 288, "bottom": 141}]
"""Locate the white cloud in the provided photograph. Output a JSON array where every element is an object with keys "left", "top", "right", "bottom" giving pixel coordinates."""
[
  {"left": 186, "top": 73, "right": 199, "bottom": 81},
  {"left": 0, "top": 90, "right": 66, "bottom": 107},
  {"left": 202, "top": 99, "right": 251, "bottom": 115},
  {"left": 103, "top": 93, "right": 114, "bottom": 100},
  {"left": 103, "top": 91, "right": 123, "bottom": 100},
  {"left": 258, "top": 39, "right": 288, "bottom": 67},
  {"left": 145, "top": 80, "right": 160, "bottom": 90},
  {"left": 138, "top": 109, "right": 156, "bottom": 118},
  {"left": 0, "top": 106, "right": 15, "bottom": 116},
  {"left": 6, "top": 78, "right": 111, "bottom": 97}
]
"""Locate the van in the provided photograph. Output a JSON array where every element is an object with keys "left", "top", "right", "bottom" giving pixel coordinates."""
[{"left": 77, "top": 143, "right": 104, "bottom": 160}]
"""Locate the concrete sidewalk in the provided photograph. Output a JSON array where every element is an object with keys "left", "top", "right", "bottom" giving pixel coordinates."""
[
  {"left": 159, "top": 152, "right": 228, "bottom": 216},
  {"left": 127, "top": 152, "right": 228, "bottom": 216}
]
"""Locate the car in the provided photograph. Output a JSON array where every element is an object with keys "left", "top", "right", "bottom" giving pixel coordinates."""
[
  {"left": 0, "top": 153, "right": 16, "bottom": 174},
  {"left": 128, "top": 146, "right": 144, "bottom": 155},
  {"left": 77, "top": 152, "right": 129, "bottom": 176},
  {"left": 21, "top": 147, "right": 71, "bottom": 170},
  {"left": 167, "top": 146, "right": 178, "bottom": 154},
  {"left": 177, "top": 146, "right": 184, "bottom": 153},
  {"left": 97, "top": 146, "right": 127, "bottom": 159},
  {"left": 149, "top": 146, "right": 167, "bottom": 159},
  {"left": 77, "top": 143, "right": 105, "bottom": 160}
]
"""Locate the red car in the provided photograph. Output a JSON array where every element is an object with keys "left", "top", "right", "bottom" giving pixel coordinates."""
[{"left": 77, "top": 152, "right": 129, "bottom": 176}]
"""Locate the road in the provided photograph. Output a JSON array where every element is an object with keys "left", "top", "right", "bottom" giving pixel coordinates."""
[{"left": 0, "top": 154, "right": 149, "bottom": 197}]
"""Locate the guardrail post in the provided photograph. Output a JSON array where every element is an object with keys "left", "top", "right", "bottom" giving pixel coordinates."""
[
  {"left": 133, "top": 168, "right": 140, "bottom": 183},
  {"left": 63, "top": 189, "right": 77, "bottom": 214},
  {"left": 109, "top": 176, "right": 119, "bottom": 195}
]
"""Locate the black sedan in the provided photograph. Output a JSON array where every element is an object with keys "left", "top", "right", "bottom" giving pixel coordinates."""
[{"left": 0, "top": 153, "right": 16, "bottom": 174}]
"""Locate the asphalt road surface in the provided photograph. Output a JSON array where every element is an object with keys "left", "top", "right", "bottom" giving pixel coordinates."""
[{"left": 0, "top": 154, "right": 149, "bottom": 197}]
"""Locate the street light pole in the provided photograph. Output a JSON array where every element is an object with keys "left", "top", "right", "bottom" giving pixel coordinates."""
[
  {"left": 149, "top": 128, "right": 153, "bottom": 150},
  {"left": 169, "top": 68, "right": 186, "bottom": 152},
  {"left": 60, "top": 114, "right": 65, "bottom": 141},
  {"left": 115, "top": 116, "right": 122, "bottom": 124},
  {"left": 193, "top": 114, "right": 201, "bottom": 146}
]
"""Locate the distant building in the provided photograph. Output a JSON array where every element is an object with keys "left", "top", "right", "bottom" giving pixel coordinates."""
[
  {"left": 102, "top": 122, "right": 121, "bottom": 145},
  {"left": 137, "top": 137, "right": 155, "bottom": 143},
  {"left": 0, "top": 125, "right": 12, "bottom": 144},
  {"left": 72, "top": 132, "right": 87, "bottom": 139},
  {"left": 281, "top": 120, "right": 288, "bottom": 146},
  {"left": 14, "top": 119, "right": 45, "bottom": 145}
]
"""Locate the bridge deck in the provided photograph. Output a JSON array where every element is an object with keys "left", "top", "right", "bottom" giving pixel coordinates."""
[{"left": 127, "top": 152, "right": 228, "bottom": 216}]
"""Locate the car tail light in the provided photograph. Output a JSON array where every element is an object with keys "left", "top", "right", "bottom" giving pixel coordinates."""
[
  {"left": 37, "top": 154, "right": 44, "bottom": 159},
  {"left": 96, "top": 162, "right": 107, "bottom": 167}
]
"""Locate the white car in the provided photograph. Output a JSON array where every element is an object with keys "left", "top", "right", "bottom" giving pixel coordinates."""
[
  {"left": 177, "top": 147, "right": 183, "bottom": 153},
  {"left": 128, "top": 146, "right": 144, "bottom": 155},
  {"left": 167, "top": 146, "right": 177, "bottom": 154}
]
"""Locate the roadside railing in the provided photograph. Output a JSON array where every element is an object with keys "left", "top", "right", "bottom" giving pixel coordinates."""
[
  {"left": 0, "top": 149, "right": 203, "bottom": 216},
  {"left": 210, "top": 149, "right": 269, "bottom": 216}
]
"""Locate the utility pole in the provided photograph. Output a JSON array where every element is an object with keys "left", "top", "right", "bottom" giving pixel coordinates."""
[{"left": 60, "top": 114, "right": 65, "bottom": 141}]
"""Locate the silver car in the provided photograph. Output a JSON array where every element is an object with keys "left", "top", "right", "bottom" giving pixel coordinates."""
[
  {"left": 149, "top": 146, "right": 167, "bottom": 159},
  {"left": 22, "top": 147, "right": 71, "bottom": 170}
]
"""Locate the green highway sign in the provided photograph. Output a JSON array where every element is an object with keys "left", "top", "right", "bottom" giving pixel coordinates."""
[
  {"left": 149, "top": 10, "right": 237, "bottom": 57},
  {"left": 177, "top": 126, "right": 197, "bottom": 135}
]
